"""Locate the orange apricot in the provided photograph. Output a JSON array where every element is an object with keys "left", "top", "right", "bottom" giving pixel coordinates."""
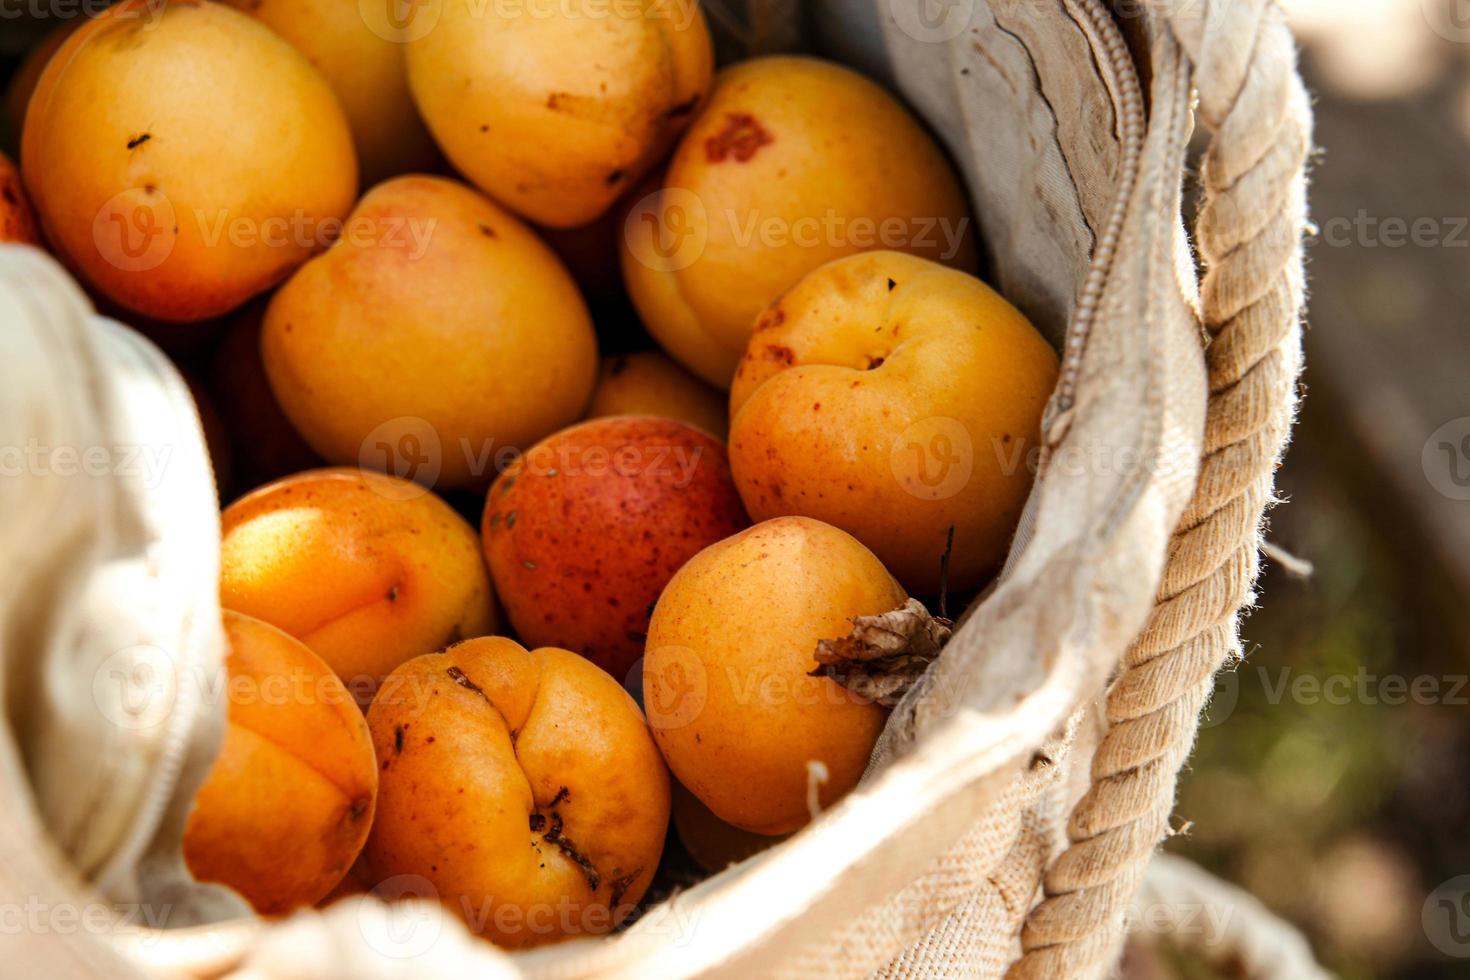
[
  {"left": 183, "top": 610, "right": 376, "bottom": 915},
  {"left": 219, "top": 468, "right": 497, "bottom": 698},
  {"left": 644, "top": 516, "right": 904, "bottom": 835},
  {"left": 364, "top": 637, "right": 670, "bottom": 948}
]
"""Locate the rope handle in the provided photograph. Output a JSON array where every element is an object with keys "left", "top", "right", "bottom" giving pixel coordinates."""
[{"left": 1009, "top": 2, "right": 1314, "bottom": 976}]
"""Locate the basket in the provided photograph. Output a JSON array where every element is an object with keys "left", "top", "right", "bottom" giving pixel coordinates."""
[{"left": 0, "top": 1, "right": 1320, "bottom": 977}]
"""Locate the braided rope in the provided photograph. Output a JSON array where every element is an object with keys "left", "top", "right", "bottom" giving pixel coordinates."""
[{"left": 1008, "top": 3, "right": 1313, "bottom": 976}]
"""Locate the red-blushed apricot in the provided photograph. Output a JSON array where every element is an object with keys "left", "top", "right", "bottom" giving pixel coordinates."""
[
  {"left": 261, "top": 175, "right": 598, "bottom": 489},
  {"left": 405, "top": 0, "right": 712, "bottom": 227},
  {"left": 672, "top": 782, "right": 785, "bottom": 873},
  {"left": 587, "top": 351, "right": 728, "bottom": 439},
  {"left": 483, "top": 417, "right": 747, "bottom": 683},
  {"left": 728, "top": 251, "right": 1058, "bottom": 594},
  {"left": 644, "top": 516, "right": 905, "bottom": 835},
  {"left": 21, "top": 0, "right": 357, "bottom": 322},
  {"left": 364, "top": 637, "right": 670, "bottom": 949},
  {"left": 210, "top": 302, "right": 321, "bottom": 496},
  {"left": 219, "top": 468, "right": 497, "bottom": 698},
  {"left": 620, "top": 55, "right": 978, "bottom": 388},
  {"left": 183, "top": 611, "right": 376, "bottom": 915},
  {"left": 0, "top": 151, "right": 38, "bottom": 244},
  {"left": 219, "top": 0, "right": 439, "bottom": 185}
]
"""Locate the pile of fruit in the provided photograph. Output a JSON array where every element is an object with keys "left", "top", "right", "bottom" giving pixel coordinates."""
[{"left": 2, "top": 0, "right": 1059, "bottom": 949}]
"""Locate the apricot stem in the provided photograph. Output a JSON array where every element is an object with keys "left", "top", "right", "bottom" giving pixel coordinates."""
[{"left": 811, "top": 598, "right": 952, "bottom": 706}]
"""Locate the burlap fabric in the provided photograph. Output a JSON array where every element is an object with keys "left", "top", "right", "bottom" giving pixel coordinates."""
[{"left": 0, "top": 0, "right": 1319, "bottom": 977}]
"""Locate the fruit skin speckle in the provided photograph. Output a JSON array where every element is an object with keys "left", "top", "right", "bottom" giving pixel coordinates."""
[{"left": 482, "top": 416, "right": 749, "bottom": 683}]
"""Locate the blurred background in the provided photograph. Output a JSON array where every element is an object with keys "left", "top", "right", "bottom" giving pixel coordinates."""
[
  {"left": 1160, "top": 2, "right": 1470, "bottom": 978},
  {"left": 3, "top": 1, "right": 1469, "bottom": 977}
]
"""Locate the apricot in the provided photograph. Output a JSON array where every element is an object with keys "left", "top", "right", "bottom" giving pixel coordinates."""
[
  {"left": 405, "top": 0, "right": 712, "bottom": 227},
  {"left": 219, "top": 467, "right": 497, "bottom": 697},
  {"left": 483, "top": 416, "right": 746, "bottom": 682},
  {"left": 0, "top": 151, "right": 38, "bottom": 244},
  {"left": 729, "top": 251, "right": 1057, "bottom": 594},
  {"left": 21, "top": 0, "right": 357, "bottom": 322},
  {"left": 644, "top": 516, "right": 905, "bottom": 834},
  {"left": 219, "top": 0, "right": 439, "bottom": 184},
  {"left": 672, "top": 782, "right": 784, "bottom": 872},
  {"left": 364, "top": 637, "right": 670, "bottom": 948},
  {"left": 587, "top": 351, "right": 728, "bottom": 439},
  {"left": 183, "top": 610, "right": 376, "bottom": 915},
  {"left": 262, "top": 176, "right": 597, "bottom": 489},
  {"left": 620, "top": 55, "right": 977, "bottom": 388},
  {"left": 210, "top": 303, "right": 322, "bottom": 496}
]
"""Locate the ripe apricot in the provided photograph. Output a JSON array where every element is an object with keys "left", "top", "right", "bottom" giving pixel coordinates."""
[
  {"left": 406, "top": 0, "right": 712, "bottom": 227},
  {"left": 219, "top": 468, "right": 497, "bottom": 698},
  {"left": 0, "top": 151, "right": 38, "bottom": 244},
  {"left": 21, "top": 0, "right": 357, "bottom": 322},
  {"left": 644, "top": 516, "right": 905, "bottom": 835},
  {"left": 587, "top": 351, "right": 728, "bottom": 438},
  {"left": 262, "top": 176, "right": 597, "bottom": 489},
  {"left": 183, "top": 611, "right": 376, "bottom": 915},
  {"left": 364, "top": 637, "right": 670, "bottom": 948},
  {"left": 728, "top": 251, "right": 1058, "bottom": 594},
  {"left": 621, "top": 55, "right": 977, "bottom": 387},
  {"left": 219, "top": 0, "right": 439, "bottom": 184},
  {"left": 672, "top": 782, "right": 785, "bottom": 872},
  {"left": 483, "top": 417, "right": 746, "bottom": 682},
  {"left": 210, "top": 304, "right": 322, "bottom": 496}
]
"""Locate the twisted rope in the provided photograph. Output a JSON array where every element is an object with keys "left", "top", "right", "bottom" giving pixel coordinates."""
[{"left": 1009, "top": 3, "right": 1313, "bottom": 976}]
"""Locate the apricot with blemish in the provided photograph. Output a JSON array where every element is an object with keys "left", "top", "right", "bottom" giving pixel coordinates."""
[
  {"left": 621, "top": 55, "right": 977, "bottom": 388},
  {"left": 364, "top": 637, "right": 670, "bottom": 948},
  {"left": 483, "top": 416, "right": 747, "bottom": 683},
  {"left": 406, "top": 0, "right": 712, "bottom": 227},
  {"left": 644, "top": 516, "right": 905, "bottom": 835},
  {"left": 21, "top": 0, "right": 356, "bottom": 322},
  {"left": 728, "top": 251, "right": 1058, "bottom": 594}
]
